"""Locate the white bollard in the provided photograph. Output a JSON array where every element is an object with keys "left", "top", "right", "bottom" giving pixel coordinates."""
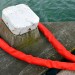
[{"left": 2, "top": 4, "right": 39, "bottom": 35}]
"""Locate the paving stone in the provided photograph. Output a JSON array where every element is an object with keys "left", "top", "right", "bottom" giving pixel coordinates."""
[{"left": 0, "top": 20, "right": 75, "bottom": 75}]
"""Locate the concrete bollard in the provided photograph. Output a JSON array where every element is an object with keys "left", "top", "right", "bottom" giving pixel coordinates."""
[
  {"left": 2, "top": 4, "right": 39, "bottom": 35},
  {"left": 1, "top": 4, "right": 41, "bottom": 53},
  {"left": 0, "top": 19, "right": 40, "bottom": 50}
]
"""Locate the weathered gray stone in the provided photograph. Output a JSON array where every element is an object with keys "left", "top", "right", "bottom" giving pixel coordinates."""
[
  {"left": 57, "top": 70, "right": 75, "bottom": 75},
  {"left": 0, "top": 20, "right": 40, "bottom": 49},
  {"left": 0, "top": 20, "right": 75, "bottom": 75}
]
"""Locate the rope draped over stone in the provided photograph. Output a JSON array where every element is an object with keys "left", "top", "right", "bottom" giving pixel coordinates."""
[{"left": 0, "top": 22, "right": 75, "bottom": 70}]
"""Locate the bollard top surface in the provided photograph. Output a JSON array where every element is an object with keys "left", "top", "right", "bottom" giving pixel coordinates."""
[{"left": 2, "top": 4, "right": 39, "bottom": 35}]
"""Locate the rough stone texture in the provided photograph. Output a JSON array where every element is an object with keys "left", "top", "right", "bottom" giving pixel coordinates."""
[
  {"left": 0, "top": 20, "right": 75, "bottom": 75},
  {"left": 57, "top": 70, "right": 75, "bottom": 75}
]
